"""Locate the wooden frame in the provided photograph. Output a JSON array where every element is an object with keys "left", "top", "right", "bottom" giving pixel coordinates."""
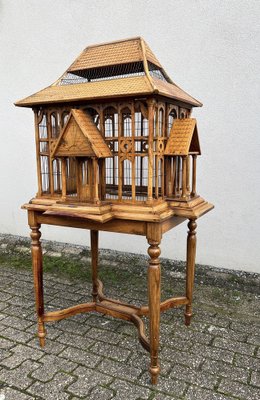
[{"left": 28, "top": 209, "right": 199, "bottom": 384}]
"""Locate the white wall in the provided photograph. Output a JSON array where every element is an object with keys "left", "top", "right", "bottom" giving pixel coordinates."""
[{"left": 0, "top": 0, "right": 260, "bottom": 273}]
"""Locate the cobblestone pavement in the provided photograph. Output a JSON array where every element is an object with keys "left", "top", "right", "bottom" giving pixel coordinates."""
[{"left": 0, "top": 234, "right": 259, "bottom": 399}]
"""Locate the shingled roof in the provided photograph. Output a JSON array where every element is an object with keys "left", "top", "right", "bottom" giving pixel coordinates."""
[
  {"left": 164, "top": 118, "right": 201, "bottom": 156},
  {"left": 52, "top": 109, "right": 112, "bottom": 158},
  {"left": 15, "top": 37, "right": 202, "bottom": 108}
]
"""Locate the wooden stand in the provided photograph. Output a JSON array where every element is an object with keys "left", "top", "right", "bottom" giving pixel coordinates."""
[{"left": 28, "top": 209, "right": 199, "bottom": 385}]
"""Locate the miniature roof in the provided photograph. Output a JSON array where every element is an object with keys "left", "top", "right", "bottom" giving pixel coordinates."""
[
  {"left": 52, "top": 109, "right": 112, "bottom": 158},
  {"left": 164, "top": 118, "right": 201, "bottom": 156},
  {"left": 15, "top": 37, "right": 202, "bottom": 108}
]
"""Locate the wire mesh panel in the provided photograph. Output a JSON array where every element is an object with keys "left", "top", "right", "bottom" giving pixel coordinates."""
[
  {"left": 52, "top": 158, "right": 62, "bottom": 193},
  {"left": 51, "top": 113, "right": 60, "bottom": 139},
  {"left": 168, "top": 108, "right": 177, "bottom": 136},
  {"left": 40, "top": 155, "right": 50, "bottom": 193}
]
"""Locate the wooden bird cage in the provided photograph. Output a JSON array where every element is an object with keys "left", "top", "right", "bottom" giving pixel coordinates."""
[{"left": 15, "top": 37, "right": 214, "bottom": 385}]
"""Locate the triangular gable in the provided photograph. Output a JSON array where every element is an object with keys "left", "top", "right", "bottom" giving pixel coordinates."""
[
  {"left": 52, "top": 109, "right": 112, "bottom": 158},
  {"left": 164, "top": 119, "right": 201, "bottom": 156}
]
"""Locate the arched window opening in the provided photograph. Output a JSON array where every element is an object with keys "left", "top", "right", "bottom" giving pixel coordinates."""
[
  {"left": 122, "top": 109, "right": 132, "bottom": 137},
  {"left": 39, "top": 114, "right": 48, "bottom": 139},
  {"left": 51, "top": 113, "right": 59, "bottom": 138},
  {"left": 104, "top": 107, "right": 118, "bottom": 138},
  {"left": 168, "top": 108, "right": 177, "bottom": 135},
  {"left": 84, "top": 107, "right": 100, "bottom": 129},
  {"left": 61, "top": 112, "right": 70, "bottom": 128}
]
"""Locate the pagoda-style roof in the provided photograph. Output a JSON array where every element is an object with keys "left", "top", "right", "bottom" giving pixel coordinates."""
[
  {"left": 52, "top": 109, "right": 112, "bottom": 158},
  {"left": 15, "top": 37, "right": 202, "bottom": 108},
  {"left": 164, "top": 118, "right": 201, "bottom": 156}
]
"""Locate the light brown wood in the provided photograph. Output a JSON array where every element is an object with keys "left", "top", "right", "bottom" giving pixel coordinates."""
[
  {"left": 17, "top": 37, "right": 214, "bottom": 386},
  {"left": 90, "top": 230, "right": 98, "bottom": 301},
  {"left": 28, "top": 213, "right": 46, "bottom": 347},
  {"left": 185, "top": 219, "right": 197, "bottom": 326},
  {"left": 147, "top": 238, "right": 161, "bottom": 385}
]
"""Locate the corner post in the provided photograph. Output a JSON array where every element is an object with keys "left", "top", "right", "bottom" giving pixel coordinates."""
[
  {"left": 28, "top": 211, "right": 46, "bottom": 347},
  {"left": 185, "top": 218, "right": 197, "bottom": 326}
]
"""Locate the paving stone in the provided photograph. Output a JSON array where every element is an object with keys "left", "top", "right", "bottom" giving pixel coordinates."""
[
  {"left": 26, "top": 324, "right": 62, "bottom": 340},
  {"left": 185, "top": 386, "right": 236, "bottom": 399},
  {"left": 27, "top": 371, "right": 74, "bottom": 399},
  {"left": 0, "top": 303, "right": 7, "bottom": 312},
  {"left": 151, "top": 394, "right": 175, "bottom": 400},
  {"left": 230, "top": 321, "right": 260, "bottom": 337},
  {"left": 85, "top": 326, "right": 122, "bottom": 345},
  {"left": 0, "top": 360, "right": 40, "bottom": 389},
  {"left": 31, "top": 353, "right": 77, "bottom": 382},
  {"left": 139, "top": 371, "right": 187, "bottom": 397},
  {"left": 169, "top": 363, "right": 218, "bottom": 390},
  {"left": 86, "top": 314, "right": 122, "bottom": 332},
  {"left": 160, "top": 346, "right": 204, "bottom": 370},
  {"left": 0, "top": 327, "right": 32, "bottom": 344},
  {"left": 250, "top": 371, "right": 260, "bottom": 387},
  {"left": 5, "top": 296, "right": 34, "bottom": 309},
  {"left": 0, "top": 343, "right": 43, "bottom": 368},
  {"left": 0, "top": 316, "right": 33, "bottom": 331},
  {"left": 1, "top": 304, "right": 34, "bottom": 320},
  {"left": 110, "top": 379, "right": 151, "bottom": 399},
  {"left": 56, "top": 319, "right": 91, "bottom": 335},
  {"left": 59, "top": 346, "right": 101, "bottom": 368},
  {"left": 127, "top": 351, "right": 172, "bottom": 377},
  {"left": 97, "top": 358, "right": 142, "bottom": 381},
  {"left": 247, "top": 335, "right": 260, "bottom": 346},
  {"left": 213, "top": 337, "right": 256, "bottom": 356},
  {"left": 67, "top": 366, "right": 112, "bottom": 397},
  {"left": 56, "top": 331, "right": 95, "bottom": 350},
  {"left": 0, "top": 386, "right": 34, "bottom": 399},
  {"left": 88, "top": 385, "right": 114, "bottom": 400},
  {"left": 90, "top": 340, "right": 131, "bottom": 362},
  {"left": 172, "top": 326, "right": 213, "bottom": 346},
  {"left": 201, "top": 358, "right": 249, "bottom": 384},
  {"left": 190, "top": 343, "right": 234, "bottom": 364},
  {"left": 218, "top": 378, "right": 260, "bottom": 400},
  {"left": 0, "top": 338, "right": 15, "bottom": 350},
  {"left": 0, "top": 293, "right": 12, "bottom": 302},
  {"left": 234, "top": 353, "right": 260, "bottom": 371},
  {"left": 206, "top": 325, "right": 247, "bottom": 342},
  {"left": 27, "top": 336, "right": 65, "bottom": 355}
]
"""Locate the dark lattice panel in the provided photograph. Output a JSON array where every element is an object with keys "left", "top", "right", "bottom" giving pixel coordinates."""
[{"left": 58, "top": 61, "right": 170, "bottom": 85}]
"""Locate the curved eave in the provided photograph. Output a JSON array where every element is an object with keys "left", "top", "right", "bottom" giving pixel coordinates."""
[{"left": 15, "top": 76, "right": 202, "bottom": 109}]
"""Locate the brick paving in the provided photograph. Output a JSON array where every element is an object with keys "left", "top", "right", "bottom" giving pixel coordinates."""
[{"left": 0, "top": 234, "right": 259, "bottom": 399}]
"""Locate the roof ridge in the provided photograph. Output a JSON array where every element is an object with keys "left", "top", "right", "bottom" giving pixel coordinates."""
[{"left": 84, "top": 36, "right": 143, "bottom": 50}]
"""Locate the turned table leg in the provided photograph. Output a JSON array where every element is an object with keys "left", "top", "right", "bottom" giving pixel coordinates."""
[
  {"left": 30, "top": 223, "right": 46, "bottom": 347},
  {"left": 147, "top": 239, "right": 161, "bottom": 384},
  {"left": 90, "top": 230, "right": 99, "bottom": 302},
  {"left": 185, "top": 219, "right": 197, "bottom": 326}
]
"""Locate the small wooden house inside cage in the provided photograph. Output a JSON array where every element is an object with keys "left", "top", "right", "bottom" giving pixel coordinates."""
[{"left": 15, "top": 37, "right": 213, "bottom": 385}]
